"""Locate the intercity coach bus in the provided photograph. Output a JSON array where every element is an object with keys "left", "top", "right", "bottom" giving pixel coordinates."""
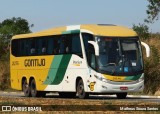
[{"left": 10, "top": 24, "right": 150, "bottom": 99}]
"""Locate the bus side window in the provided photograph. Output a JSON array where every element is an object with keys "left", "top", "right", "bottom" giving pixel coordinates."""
[
  {"left": 82, "top": 33, "right": 94, "bottom": 67},
  {"left": 88, "top": 44, "right": 96, "bottom": 69},
  {"left": 24, "top": 39, "right": 30, "bottom": 56},
  {"left": 59, "top": 35, "right": 66, "bottom": 54},
  {"left": 71, "top": 34, "right": 83, "bottom": 58},
  {"left": 65, "top": 35, "right": 72, "bottom": 54},
  {"left": 29, "top": 39, "right": 36, "bottom": 55},
  {"left": 11, "top": 39, "right": 19, "bottom": 56},
  {"left": 82, "top": 33, "right": 94, "bottom": 54},
  {"left": 53, "top": 37, "right": 60, "bottom": 55},
  {"left": 47, "top": 37, "right": 54, "bottom": 54},
  {"left": 37, "top": 38, "right": 42, "bottom": 55},
  {"left": 41, "top": 39, "right": 47, "bottom": 54}
]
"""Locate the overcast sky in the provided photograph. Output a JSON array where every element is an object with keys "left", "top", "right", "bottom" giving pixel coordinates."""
[{"left": 0, "top": 0, "right": 160, "bottom": 33}]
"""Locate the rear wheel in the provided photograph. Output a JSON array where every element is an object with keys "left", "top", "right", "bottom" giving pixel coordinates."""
[
  {"left": 77, "top": 79, "right": 89, "bottom": 99},
  {"left": 22, "top": 79, "right": 31, "bottom": 97},
  {"left": 116, "top": 93, "right": 127, "bottom": 99},
  {"left": 30, "top": 79, "right": 38, "bottom": 97},
  {"left": 30, "top": 79, "right": 46, "bottom": 97}
]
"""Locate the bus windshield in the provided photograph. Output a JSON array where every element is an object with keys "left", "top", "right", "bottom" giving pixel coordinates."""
[{"left": 97, "top": 36, "right": 143, "bottom": 75}]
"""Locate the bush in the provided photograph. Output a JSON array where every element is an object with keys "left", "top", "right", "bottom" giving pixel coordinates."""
[
  {"left": 143, "top": 35, "right": 160, "bottom": 95},
  {"left": 0, "top": 61, "right": 10, "bottom": 90}
]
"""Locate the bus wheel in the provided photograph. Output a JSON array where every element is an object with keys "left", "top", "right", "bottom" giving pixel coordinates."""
[
  {"left": 77, "top": 79, "right": 89, "bottom": 99},
  {"left": 30, "top": 79, "right": 39, "bottom": 97},
  {"left": 116, "top": 93, "right": 127, "bottom": 99},
  {"left": 22, "top": 79, "right": 31, "bottom": 97}
]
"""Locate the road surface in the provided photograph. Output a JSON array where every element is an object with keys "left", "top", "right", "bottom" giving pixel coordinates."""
[{"left": 0, "top": 91, "right": 160, "bottom": 102}]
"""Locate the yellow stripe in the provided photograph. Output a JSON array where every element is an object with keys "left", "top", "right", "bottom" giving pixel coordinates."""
[
  {"left": 103, "top": 74, "right": 132, "bottom": 82},
  {"left": 72, "top": 64, "right": 80, "bottom": 66}
]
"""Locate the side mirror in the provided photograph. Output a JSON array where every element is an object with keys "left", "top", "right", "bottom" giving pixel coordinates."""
[
  {"left": 141, "top": 42, "right": 150, "bottom": 57},
  {"left": 88, "top": 41, "right": 99, "bottom": 56}
]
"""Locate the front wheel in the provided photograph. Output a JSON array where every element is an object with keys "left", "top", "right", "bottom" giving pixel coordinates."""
[
  {"left": 116, "top": 93, "right": 127, "bottom": 99},
  {"left": 77, "top": 79, "right": 89, "bottom": 99}
]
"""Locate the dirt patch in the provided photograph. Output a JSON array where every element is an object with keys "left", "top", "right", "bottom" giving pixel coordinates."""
[{"left": 155, "top": 90, "right": 160, "bottom": 96}]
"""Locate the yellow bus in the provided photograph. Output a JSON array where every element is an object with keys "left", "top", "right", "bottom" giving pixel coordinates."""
[{"left": 10, "top": 24, "right": 150, "bottom": 99}]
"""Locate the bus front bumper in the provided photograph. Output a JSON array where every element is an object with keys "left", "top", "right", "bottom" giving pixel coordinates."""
[{"left": 89, "top": 80, "right": 144, "bottom": 93}]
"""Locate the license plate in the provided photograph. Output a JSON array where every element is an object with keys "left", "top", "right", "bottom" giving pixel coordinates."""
[{"left": 120, "top": 87, "right": 128, "bottom": 90}]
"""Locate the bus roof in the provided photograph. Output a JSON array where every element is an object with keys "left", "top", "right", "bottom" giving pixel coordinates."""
[{"left": 12, "top": 24, "right": 137, "bottom": 39}]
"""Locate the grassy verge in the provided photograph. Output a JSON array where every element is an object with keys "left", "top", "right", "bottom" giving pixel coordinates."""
[
  {"left": 0, "top": 96, "right": 160, "bottom": 113},
  {"left": 0, "top": 60, "right": 10, "bottom": 90}
]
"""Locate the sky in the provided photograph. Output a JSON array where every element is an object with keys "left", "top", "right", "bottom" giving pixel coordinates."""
[{"left": 0, "top": 0, "right": 160, "bottom": 33}]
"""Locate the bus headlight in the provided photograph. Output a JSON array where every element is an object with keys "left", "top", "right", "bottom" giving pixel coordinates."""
[
  {"left": 138, "top": 75, "right": 144, "bottom": 82},
  {"left": 94, "top": 75, "right": 107, "bottom": 82}
]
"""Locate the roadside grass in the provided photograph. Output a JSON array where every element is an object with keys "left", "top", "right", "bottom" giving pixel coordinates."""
[
  {"left": 0, "top": 60, "right": 10, "bottom": 90},
  {"left": 142, "top": 36, "right": 160, "bottom": 95},
  {"left": 0, "top": 96, "right": 159, "bottom": 113}
]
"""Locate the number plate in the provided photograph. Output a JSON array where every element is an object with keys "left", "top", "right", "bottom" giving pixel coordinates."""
[{"left": 120, "top": 87, "right": 128, "bottom": 90}]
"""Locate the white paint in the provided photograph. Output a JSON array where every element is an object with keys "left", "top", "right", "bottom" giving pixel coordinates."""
[{"left": 67, "top": 25, "right": 80, "bottom": 31}]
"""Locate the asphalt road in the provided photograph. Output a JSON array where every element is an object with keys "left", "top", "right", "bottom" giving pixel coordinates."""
[{"left": 0, "top": 91, "right": 160, "bottom": 102}]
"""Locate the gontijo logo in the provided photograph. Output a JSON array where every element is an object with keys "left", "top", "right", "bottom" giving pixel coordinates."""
[{"left": 24, "top": 59, "right": 45, "bottom": 67}]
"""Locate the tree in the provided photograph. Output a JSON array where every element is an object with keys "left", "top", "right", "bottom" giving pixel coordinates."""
[
  {"left": 132, "top": 23, "right": 150, "bottom": 40},
  {"left": 0, "top": 17, "right": 33, "bottom": 59},
  {"left": 145, "top": 0, "right": 160, "bottom": 23}
]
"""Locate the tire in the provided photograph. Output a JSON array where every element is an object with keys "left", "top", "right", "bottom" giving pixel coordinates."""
[
  {"left": 30, "top": 79, "right": 39, "bottom": 97},
  {"left": 22, "top": 79, "right": 31, "bottom": 97},
  {"left": 116, "top": 93, "right": 127, "bottom": 99},
  {"left": 77, "top": 79, "right": 89, "bottom": 99},
  {"left": 30, "top": 79, "right": 46, "bottom": 97},
  {"left": 59, "top": 92, "right": 76, "bottom": 98}
]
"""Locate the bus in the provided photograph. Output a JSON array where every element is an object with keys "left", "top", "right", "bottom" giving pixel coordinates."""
[{"left": 10, "top": 24, "right": 150, "bottom": 99}]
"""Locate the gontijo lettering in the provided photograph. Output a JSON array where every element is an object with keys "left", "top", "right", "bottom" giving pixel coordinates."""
[{"left": 24, "top": 59, "right": 45, "bottom": 67}]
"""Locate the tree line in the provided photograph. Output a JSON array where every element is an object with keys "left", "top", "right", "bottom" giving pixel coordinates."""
[{"left": 0, "top": 17, "right": 33, "bottom": 59}]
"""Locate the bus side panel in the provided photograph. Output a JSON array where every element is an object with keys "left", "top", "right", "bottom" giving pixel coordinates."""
[
  {"left": 39, "top": 54, "right": 88, "bottom": 92},
  {"left": 17, "top": 69, "right": 48, "bottom": 91},
  {"left": 62, "top": 54, "right": 88, "bottom": 92},
  {"left": 10, "top": 55, "right": 53, "bottom": 91},
  {"left": 10, "top": 69, "right": 21, "bottom": 90},
  {"left": 10, "top": 54, "right": 21, "bottom": 90}
]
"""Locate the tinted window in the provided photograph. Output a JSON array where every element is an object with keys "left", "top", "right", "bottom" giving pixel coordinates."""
[{"left": 11, "top": 34, "right": 83, "bottom": 57}]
